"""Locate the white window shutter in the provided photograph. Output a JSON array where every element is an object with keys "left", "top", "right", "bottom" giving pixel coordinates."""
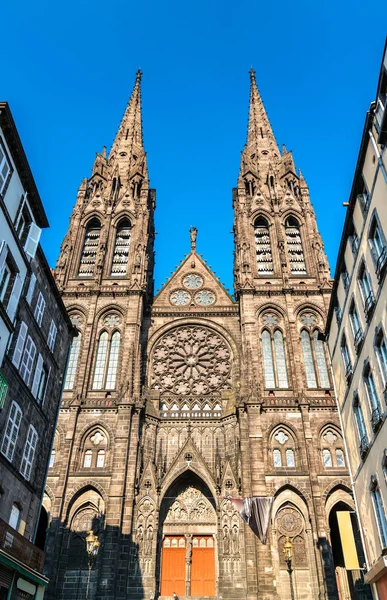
[
  {"left": 0, "top": 241, "right": 8, "bottom": 278},
  {"left": 31, "top": 354, "right": 43, "bottom": 398},
  {"left": 12, "top": 322, "right": 28, "bottom": 369},
  {"left": 7, "top": 273, "right": 22, "bottom": 322},
  {"left": 26, "top": 273, "right": 36, "bottom": 305},
  {"left": 24, "top": 223, "right": 41, "bottom": 259},
  {"left": 42, "top": 366, "right": 51, "bottom": 406},
  {"left": 48, "top": 320, "right": 57, "bottom": 352},
  {"left": 1, "top": 401, "right": 22, "bottom": 462},
  {"left": 20, "top": 425, "right": 38, "bottom": 480}
]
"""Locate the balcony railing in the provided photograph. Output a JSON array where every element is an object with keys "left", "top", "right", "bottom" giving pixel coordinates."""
[
  {"left": 345, "top": 362, "right": 353, "bottom": 384},
  {"left": 371, "top": 406, "right": 383, "bottom": 433},
  {"left": 351, "top": 235, "right": 359, "bottom": 257},
  {"left": 0, "top": 519, "right": 44, "bottom": 572},
  {"left": 364, "top": 291, "right": 376, "bottom": 321},
  {"left": 376, "top": 247, "right": 387, "bottom": 281},
  {"left": 359, "top": 434, "right": 369, "bottom": 459},
  {"left": 354, "top": 328, "right": 364, "bottom": 353},
  {"left": 357, "top": 192, "right": 371, "bottom": 215}
]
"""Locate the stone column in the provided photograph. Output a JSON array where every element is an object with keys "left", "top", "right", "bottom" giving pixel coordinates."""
[{"left": 185, "top": 534, "right": 192, "bottom": 596}]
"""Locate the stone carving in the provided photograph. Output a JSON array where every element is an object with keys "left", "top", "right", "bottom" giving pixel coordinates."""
[
  {"left": 274, "top": 430, "right": 289, "bottom": 445},
  {"left": 300, "top": 313, "right": 318, "bottom": 327},
  {"left": 145, "top": 525, "right": 153, "bottom": 555},
  {"left": 164, "top": 486, "right": 216, "bottom": 524},
  {"left": 262, "top": 313, "right": 278, "bottom": 327},
  {"left": 323, "top": 430, "right": 338, "bottom": 445},
  {"left": 223, "top": 525, "right": 230, "bottom": 554},
  {"left": 151, "top": 326, "right": 232, "bottom": 395},
  {"left": 90, "top": 431, "right": 105, "bottom": 446},
  {"left": 170, "top": 290, "right": 191, "bottom": 306},
  {"left": 135, "top": 497, "right": 155, "bottom": 556},
  {"left": 183, "top": 273, "right": 203, "bottom": 289},
  {"left": 277, "top": 506, "right": 307, "bottom": 568},
  {"left": 231, "top": 524, "right": 239, "bottom": 554},
  {"left": 70, "top": 314, "right": 83, "bottom": 328},
  {"left": 221, "top": 499, "right": 242, "bottom": 558},
  {"left": 189, "top": 226, "right": 198, "bottom": 250},
  {"left": 103, "top": 314, "right": 121, "bottom": 327},
  {"left": 71, "top": 508, "right": 98, "bottom": 533}
]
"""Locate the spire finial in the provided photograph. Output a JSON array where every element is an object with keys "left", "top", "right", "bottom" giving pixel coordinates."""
[
  {"left": 189, "top": 226, "right": 198, "bottom": 251},
  {"left": 136, "top": 69, "right": 142, "bottom": 83},
  {"left": 249, "top": 67, "right": 256, "bottom": 82}
]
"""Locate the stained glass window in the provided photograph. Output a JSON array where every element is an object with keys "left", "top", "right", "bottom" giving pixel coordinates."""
[
  {"left": 254, "top": 218, "right": 273, "bottom": 274},
  {"left": 286, "top": 449, "right": 295, "bottom": 467},
  {"left": 78, "top": 219, "right": 101, "bottom": 277},
  {"left": 301, "top": 330, "right": 317, "bottom": 388},
  {"left": 111, "top": 220, "right": 131, "bottom": 276},
  {"left": 261, "top": 330, "right": 275, "bottom": 388},
  {"left": 285, "top": 217, "right": 306, "bottom": 274},
  {"left": 105, "top": 331, "right": 120, "bottom": 389},
  {"left": 322, "top": 449, "right": 332, "bottom": 468},
  {"left": 274, "top": 330, "right": 288, "bottom": 388},
  {"left": 64, "top": 333, "right": 82, "bottom": 390},
  {"left": 313, "top": 331, "right": 330, "bottom": 388},
  {"left": 92, "top": 332, "right": 109, "bottom": 389},
  {"left": 273, "top": 449, "right": 282, "bottom": 467}
]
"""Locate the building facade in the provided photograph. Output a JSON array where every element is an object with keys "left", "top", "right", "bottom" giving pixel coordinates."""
[
  {"left": 45, "top": 71, "right": 368, "bottom": 600},
  {"left": 0, "top": 103, "right": 73, "bottom": 600},
  {"left": 326, "top": 39, "right": 387, "bottom": 599}
]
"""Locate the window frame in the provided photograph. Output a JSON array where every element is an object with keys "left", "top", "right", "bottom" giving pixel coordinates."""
[
  {"left": 1, "top": 401, "right": 22, "bottom": 462},
  {"left": 254, "top": 216, "right": 274, "bottom": 275},
  {"left": 34, "top": 292, "right": 46, "bottom": 327},
  {"left": 20, "top": 425, "right": 38, "bottom": 481},
  {"left": 92, "top": 329, "right": 121, "bottom": 391},
  {"left": 0, "top": 140, "right": 12, "bottom": 196}
]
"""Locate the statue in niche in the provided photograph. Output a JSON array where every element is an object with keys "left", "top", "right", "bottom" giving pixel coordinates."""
[
  {"left": 231, "top": 524, "right": 239, "bottom": 554},
  {"left": 133, "top": 244, "right": 142, "bottom": 274},
  {"left": 137, "top": 526, "right": 144, "bottom": 555},
  {"left": 241, "top": 243, "right": 250, "bottom": 274},
  {"left": 223, "top": 525, "right": 230, "bottom": 555},
  {"left": 145, "top": 525, "right": 153, "bottom": 555}
]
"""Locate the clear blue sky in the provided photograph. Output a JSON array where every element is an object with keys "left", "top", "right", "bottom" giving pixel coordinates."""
[{"left": 2, "top": 0, "right": 386, "bottom": 293}]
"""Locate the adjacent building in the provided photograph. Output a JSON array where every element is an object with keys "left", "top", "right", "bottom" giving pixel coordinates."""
[
  {"left": 326, "top": 40, "right": 387, "bottom": 599},
  {"left": 44, "top": 70, "right": 369, "bottom": 600},
  {"left": 0, "top": 103, "right": 73, "bottom": 600}
]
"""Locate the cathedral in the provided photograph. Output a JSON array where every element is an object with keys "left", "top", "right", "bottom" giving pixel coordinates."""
[{"left": 43, "top": 70, "right": 368, "bottom": 600}]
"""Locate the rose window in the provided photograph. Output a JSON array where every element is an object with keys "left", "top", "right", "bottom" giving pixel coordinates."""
[
  {"left": 183, "top": 274, "right": 203, "bottom": 289},
  {"left": 195, "top": 290, "right": 215, "bottom": 306},
  {"left": 151, "top": 325, "right": 231, "bottom": 395},
  {"left": 170, "top": 290, "right": 191, "bottom": 306}
]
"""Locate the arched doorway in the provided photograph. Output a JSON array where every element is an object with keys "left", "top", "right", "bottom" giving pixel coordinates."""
[
  {"left": 329, "top": 501, "right": 371, "bottom": 600},
  {"left": 158, "top": 472, "right": 217, "bottom": 597},
  {"left": 35, "top": 506, "right": 48, "bottom": 550}
]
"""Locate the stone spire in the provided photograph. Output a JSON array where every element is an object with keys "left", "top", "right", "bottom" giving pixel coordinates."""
[
  {"left": 108, "top": 70, "right": 148, "bottom": 183},
  {"left": 239, "top": 69, "right": 279, "bottom": 185}
]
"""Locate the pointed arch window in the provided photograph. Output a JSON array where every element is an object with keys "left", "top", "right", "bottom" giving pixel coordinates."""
[
  {"left": 312, "top": 331, "right": 330, "bottom": 388},
  {"left": 273, "top": 449, "right": 282, "bottom": 467},
  {"left": 111, "top": 219, "right": 131, "bottom": 276},
  {"left": 92, "top": 330, "right": 121, "bottom": 390},
  {"left": 285, "top": 217, "right": 306, "bottom": 274},
  {"left": 301, "top": 328, "right": 330, "bottom": 389},
  {"left": 78, "top": 218, "right": 101, "bottom": 277},
  {"left": 286, "top": 449, "right": 295, "bottom": 467},
  {"left": 261, "top": 329, "right": 289, "bottom": 389},
  {"left": 322, "top": 448, "right": 333, "bottom": 467},
  {"left": 254, "top": 217, "right": 273, "bottom": 274},
  {"left": 83, "top": 450, "right": 92, "bottom": 468},
  {"left": 64, "top": 332, "right": 82, "bottom": 390},
  {"left": 97, "top": 449, "right": 105, "bottom": 468},
  {"left": 301, "top": 330, "right": 317, "bottom": 388}
]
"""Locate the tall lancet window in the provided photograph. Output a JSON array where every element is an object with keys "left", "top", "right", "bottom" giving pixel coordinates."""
[
  {"left": 261, "top": 328, "right": 289, "bottom": 389},
  {"left": 78, "top": 218, "right": 101, "bottom": 277},
  {"left": 285, "top": 217, "right": 306, "bottom": 274},
  {"left": 254, "top": 217, "right": 273, "bottom": 274},
  {"left": 64, "top": 333, "right": 82, "bottom": 390},
  {"left": 111, "top": 219, "right": 131, "bottom": 276},
  {"left": 300, "top": 326, "right": 330, "bottom": 389},
  {"left": 92, "top": 330, "right": 121, "bottom": 390}
]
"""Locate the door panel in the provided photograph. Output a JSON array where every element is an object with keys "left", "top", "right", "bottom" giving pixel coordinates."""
[
  {"left": 191, "top": 537, "right": 215, "bottom": 596},
  {"left": 160, "top": 537, "right": 186, "bottom": 596}
]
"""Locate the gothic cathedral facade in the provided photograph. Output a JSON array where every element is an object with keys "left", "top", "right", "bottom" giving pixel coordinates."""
[{"left": 44, "top": 71, "right": 361, "bottom": 600}]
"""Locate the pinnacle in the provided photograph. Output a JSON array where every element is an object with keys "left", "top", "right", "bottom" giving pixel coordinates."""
[{"left": 109, "top": 70, "right": 145, "bottom": 161}]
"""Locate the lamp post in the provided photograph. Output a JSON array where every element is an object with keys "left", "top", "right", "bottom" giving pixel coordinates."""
[
  {"left": 283, "top": 536, "right": 295, "bottom": 600},
  {"left": 85, "top": 530, "right": 100, "bottom": 600}
]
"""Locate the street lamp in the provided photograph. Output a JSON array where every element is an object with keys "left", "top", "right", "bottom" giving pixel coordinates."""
[
  {"left": 282, "top": 536, "right": 296, "bottom": 600},
  {"left": 85, "top": 530, "right": 100, "bottom": 600}
]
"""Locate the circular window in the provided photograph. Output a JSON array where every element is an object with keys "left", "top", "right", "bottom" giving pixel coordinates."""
[
  {"left": 195, "top": 290, "right": 215, "bottom": 306},
  {"left": 183, "top": 273, "right": 203, "bottom": 289},
  {"left": 170, "top": 290, "right": 191, "bottom": 306}
]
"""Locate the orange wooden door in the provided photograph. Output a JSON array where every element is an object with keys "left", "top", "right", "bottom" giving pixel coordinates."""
[
  {"left": 191, "top": 536, "right": 215, "bottom": 597},
  {"left": 160, "top": 536, "right": 186, "bottom": 596}
]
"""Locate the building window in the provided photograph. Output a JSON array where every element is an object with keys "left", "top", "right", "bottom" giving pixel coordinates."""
[
  {"left": 358, "top": 261, "right": 375, "bottom": 319},
  {"left": 25, "top": 273, "right": 36, "bottom": 305},
  {"left": 285, "top": 217, "right": 306, "bottom": 274},
  {"left": 349, "top": 300, "right": 363, "bottom": 350},
  {"left": 64, "top": 333, "right": 82, "bottom": 390},
  {"left": 350, "top": 224, "right": 360, "bottom": 257},
  {"left": 341, "top": 333, "right": 352, "bottom": 382},
  {"left": 12, "top": 322, "right": 28, "bottom": 369},
  {"left": 83, "top": 450, "right": 93, "bottom": 468},
  {"left": 312, "top": 331, "right": 330, "bottom": 388},
  {"left": 371, "top": 477, "right": 387, "bottom": 548},
  {"left": 92, "top": 330, "right": 121, "bottom": 390},
  {"left": 9, "top": 504, "right": 20, "bottom": 531},
  {"left": 300, "top": 327, "right": 329, "bottom": 389},
  {"left": 261, "top": 329, "right": 288, "bottom": 389},
  {"left": 334, "top": 300, "right": 342, "bottom": 327},
  {"left": 97, "top": 449, "right": 105, "bottom": 468},
  {"left": 0, "top": 143, "right": 11, "bottom": 194},
  {"left": 364, "top": 365, "right": 382, "bottom": 430},
  {"left": 0, "top": 262, "right": 11, "bottom": 303},
  {"left": 19, "top": 335, "right": 36, "bottom": 386},
  {"left": 111, "top": 219, "right": 131, "bottom": 276},
  {"left": 49, "top": 450, "right": 56, "bottom": 468},
  {"left": 286, "top": 449, "right": 295, "bottom": 467},
  {"left": 1, "top": 401, "right": 22, "bottom": 462},
  {"left": 0, "top": 242, "right": 22, "bottom": 322},
  {"left": 34, "top": 292, "right": 46, "bottom": 326},
  {"left": 368, "top": 212, "right": 387, "bottom": 279},
  {"left": 341, "top": 261, "right": 350, "bottom": 292},
  {"left": 47, "top": 320, "right": 57, "bottom": 352},
  {"left": 20, "top": 425, "right": 38, "bottom": 481},
  {"left": 273, "top": 449, "right": 282, "bottom": 467},
  {"left": 322, "top": 449, "right": 333, "bottom": 467},
  {"left": 353, "top": 392, "right": 369, "bottom": 456},
  {"left": 335, "top": 449, "right": 345, "bottom": 467},
  {"left": 78, "top": 218, "right": 101, "bottom": 277},
  {"left": 301, "top": 329, "right": 317, "bottom": 388},
  {"left": 375, "top": 327, "right": 387, "bottom": 387},
  {"left": 254, "top": 217, "right": 273, "bottom": 274}
]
